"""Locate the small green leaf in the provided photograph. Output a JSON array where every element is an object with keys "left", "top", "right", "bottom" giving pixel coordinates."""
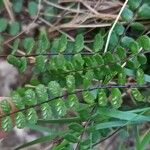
[
  {"left": 12, "top": 0, "right": 23, "bottom": 13},
  {"left": 98, "top": 89, "right": 107, "bottom": 106},
  {"left": 121, "top": 36, "right": 134, "bottom": 48},
  {"left": 127, "top": 57, "right": 141, "bottom": 69},
  {"left": 118, "top": 71, "right": 126, "bottom": 85},
  {"left": 138, "top": 4, "right": 150, "bottom": 19},
  {"left": 26, "top": 108, "right": 38, "bottom": 124},
  {"left": 0, "top": 18, "right": 8, "bottom": 32},
  {"left": 121, "top": 7, "right": 134, "bottom": 21},
  {"left": 11, "top": 92, "right": 25, "bottom": 109},
  {"left": 67, "top": 94, "right": 79, "bottom": 108},
  {"left": 136, "top": 68, "right": 145, "bottom": 85},
  {"left": 111, "top": 88, "right": 122, "bottom": 108},
  {"left": 83, "top": 70, "right": 94, "bottom": 88},
  {"left": 54, "top": 54, "right": 66, "bottom": 70},
  {"left": 104, "top": 52, "right": 115, "bottom": 63},
  {"left": 0, "top": 100, "right": 11, "bottom": 114},
  {"left": 111, "top": 64, "right": 123, "bottom": 73},
  {"left": 130, "top": 22, "right": 145, "bottom": 31},
  {"left": 55, "top": 99, "right": 67, "bottom": 116},
  {"left": 24, "top": 89, "right": 37, "bottom": 106},
  {"left": 37, "top": 29, "right": 50, "bottom": 53},
  {"left": 15, "top": 112, "right": 26, "bottom": 129},
  {"left": 74, "top": 34, "right": 84, "bottom": 52},
  {"left": 58, "top": 34, "right": 67, "bottom": 52},
  {"left": 48, "top": 81, "right": 62, "bottom": 97},
  {"left": 131, "top": 88, "right": 145, "bottom": 102},
  {"left": 93, "top": 54, "right": 104, "bottom": 65},
  {"left": 2, "top": 116, "right": 13, "bottom": 132},
  {"left": 114, "top": 23, "right": 125, "bottom": 35},
  {"left": 7, "top": 55, "right": 21, "bottom": 68},
  {"left": 51, "top": 38, "right": 59, "bottom": 51},
  {"left": 137, "top": 54, "right": 147, "bottom": 65},
  {"left": 28, "top": 1, "right": 38, "bottom": 16},
  {"left": 23, "top": 37, "right": 35, "bottom": 54},
  {"left": 138, "top": 35, "right": 150, "bottom": 51},
  {"left": 73, "top": 54, "right": 84, "bottom": 68},
  {"left": 41, "top": 103, "right": 52, "bottom": 119},
  {"left": 109, "top": 31, "right": 118, "bottom": 48},
  {"left": 35, "top": 84, "right": 48, "bottom": 103},
  {"left": 35, "top": 55, "right": 46, "bottom": 73},
  {"left": 83, "top": 91, "right": 95, "bottom": 104},
  {"left": 129, "top": 41, "right": 140, "bottom": 54},
  {"left": 66, "top": 75, "right": 75, "bottom": 92},
  {"left": 116, "top": 46, "right": 126, "bottom": 60},
  {"left": 128, "top": 0, "right": 142, "bottom": 10},
  {"left": 101, "top": 65, "right": 111, "bottom": 76},
  {"left": 93, "top": 33, "right": 104, "bottom": 52},
  {"left": 9, "top": 21, "right": 20, "bottom": 36}
]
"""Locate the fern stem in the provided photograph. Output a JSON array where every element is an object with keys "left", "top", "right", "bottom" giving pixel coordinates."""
[
  {"left": 0, "top": 52, "right": 96, "bottom": 58},
  {"left": 0, "top": 84, "right": 149, "bottom": 119}
]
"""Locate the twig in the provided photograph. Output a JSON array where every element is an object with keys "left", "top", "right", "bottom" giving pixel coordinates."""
[
  {"left": 104, "top": 0, "right": 129, "bottom": 53},
  {"left": 44, "top": 0, "right": 85, "bottom": 13},
  {"left": 80, "top": 1, "right": 117, "bottom": 20},
  {"left": 53, "top": 23, "right": 112, "bottom": 28},
  {"left": 3, "top": 0, "right": 15, "bottom": 21}
]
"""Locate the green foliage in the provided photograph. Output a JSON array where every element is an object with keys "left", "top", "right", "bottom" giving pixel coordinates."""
[{"left": 0, "top": 0, "right": 150, "bottom": 149}]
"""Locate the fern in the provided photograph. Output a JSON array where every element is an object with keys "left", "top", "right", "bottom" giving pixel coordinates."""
[{"left": 0, "top": 0, "right": 150, "bottom": 149}]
